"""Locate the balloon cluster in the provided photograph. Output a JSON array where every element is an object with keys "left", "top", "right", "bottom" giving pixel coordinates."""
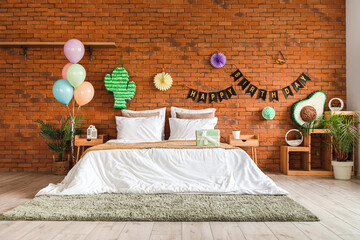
[{"left": 52, "top": 39, "right": 94, "bottom": 107}]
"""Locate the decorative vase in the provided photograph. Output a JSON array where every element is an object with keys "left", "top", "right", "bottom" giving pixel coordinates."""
[
  {"left": 52, "top": 155, "right": 69, "bottom": 175},
  {"left": 331, "top": 161, "right": 353, "bottom": 180}
]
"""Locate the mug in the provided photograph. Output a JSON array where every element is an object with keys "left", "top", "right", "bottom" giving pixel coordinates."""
[{"left": 232, "top": 130, "right": 240, "bottom": 140}]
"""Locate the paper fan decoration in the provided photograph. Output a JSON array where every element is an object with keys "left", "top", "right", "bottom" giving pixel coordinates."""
[
  {"left": 210, "top": 52, "right": 226, "bottom": 68},
  {"left": 262, "top": 107, "right": 276, "bottom": 120},
  {"left": 154, "top": 72, "right": 173, "bottom": 91}
]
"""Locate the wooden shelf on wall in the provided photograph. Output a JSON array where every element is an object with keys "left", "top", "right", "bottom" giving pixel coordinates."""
[{"left": 0, "top": 41, "right": 117, "bottom": 61}]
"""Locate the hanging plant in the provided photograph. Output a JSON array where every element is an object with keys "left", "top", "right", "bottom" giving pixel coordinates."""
[
  {"left": 154, "top": 72, "right": 173, "bottom": 91},
  {"left": 210, "top": 52, "right": 226, "bottom": 68}
]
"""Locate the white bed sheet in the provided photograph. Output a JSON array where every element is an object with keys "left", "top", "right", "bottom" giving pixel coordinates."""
[{"left": 36, "top": 142, "right": 287, "bottom": 196}]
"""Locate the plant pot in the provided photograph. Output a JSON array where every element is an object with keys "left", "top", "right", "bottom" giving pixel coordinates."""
[
  {"left": 331, "top": 161, "right": 353, "bottom": 180},
  {"left": 52, "top": 161, "right": 69, "bottom": 175}
]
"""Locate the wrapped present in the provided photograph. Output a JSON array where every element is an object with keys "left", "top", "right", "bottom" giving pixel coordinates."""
[{"left": 196, "top": 129, "right": 220, "bottom": 146}]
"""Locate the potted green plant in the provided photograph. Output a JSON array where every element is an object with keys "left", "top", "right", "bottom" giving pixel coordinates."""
[
  {"left": 302, "top": 112, "right": 359, "bottom": 180},
  {"left": 35, "top": 115, "right": 84, "bottom": 175}
]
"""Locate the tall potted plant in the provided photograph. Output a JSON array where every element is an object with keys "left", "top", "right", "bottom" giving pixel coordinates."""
[
  {"left": 302, "top": 112, "right": 359, "bottom": 180},
  {"left": 35, "top": 115, "right": 84, "bottom": 174}
]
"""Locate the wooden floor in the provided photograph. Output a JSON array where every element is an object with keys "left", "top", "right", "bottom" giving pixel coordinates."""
[{"left": 0, "top": 173, "right": 360, "bottom": 240}]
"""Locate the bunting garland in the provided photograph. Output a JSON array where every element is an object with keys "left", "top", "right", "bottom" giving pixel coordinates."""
[
  {"left": 186, "top": 70, "right": 311, "bottom": 104},
  {"left": 257, "top": 89, "right": 267, "bottom": 100},
  {"left": 187, "top": 89, "right": 198, "bottom": 101},
  {"left": 197, "top": 92, "right": 207, "bottom": 103},
  {"left": 187, "top": 86, "right": 236, "bottom": 104},
  {"left": 245, "top": 84, "right": 258, "bottom": 97},
  {"left": 231, "top": 69, "right": 311, "bottom": 102},
  {"left": 292, "top": 80, "right": 304, "bottom": 92},
  {"left": 230, "top": 69, "right": 243, "bottom": 81}
]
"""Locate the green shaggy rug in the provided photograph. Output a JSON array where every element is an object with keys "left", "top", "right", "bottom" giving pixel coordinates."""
[{"left": 0, "top": 194, "right": 318, "bottom": 222}]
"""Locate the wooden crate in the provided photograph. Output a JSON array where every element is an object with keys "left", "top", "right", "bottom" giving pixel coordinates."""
[
  {"left": 281, "top": 111, "right": 356, "bottom": 175},
  {"left": 280, "top": 146, "right": 310, "bottom": 175}
]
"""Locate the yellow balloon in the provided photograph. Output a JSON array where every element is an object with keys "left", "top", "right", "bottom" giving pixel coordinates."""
[{"left": 74, "top": 81, "right": 94, "bottom": 106}]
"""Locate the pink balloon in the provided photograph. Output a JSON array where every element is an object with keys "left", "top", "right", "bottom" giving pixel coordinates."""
[
  {"left": 64, "top": 39, "right": 85, "bottom": 64},
  {"left": 61, "top": 63, "right": 73, "bottom": 80},
  {"left": 74, "top": 81, "right": 94, "bottom": 106}
]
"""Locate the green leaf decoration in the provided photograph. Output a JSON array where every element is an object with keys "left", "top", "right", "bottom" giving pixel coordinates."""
[{"left": 104, "top": 67, "right": 136, "bottom": 109}]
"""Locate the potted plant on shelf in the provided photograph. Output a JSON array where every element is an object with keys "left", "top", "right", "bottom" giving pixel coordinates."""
[
  {"left": 302, "top": 112, "right": 360, "bottom": 180},
  {"left": 35, "top": 115, "right": 84, "bottom": 175}
]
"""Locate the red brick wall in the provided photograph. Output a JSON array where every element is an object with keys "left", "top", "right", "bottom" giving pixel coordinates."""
[{"left": 0, "top": 0, "right": 346, "bottom": 172}]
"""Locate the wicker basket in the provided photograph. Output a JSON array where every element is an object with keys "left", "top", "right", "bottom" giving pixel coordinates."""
[{"left": 52, "top": 155, "right": 69, "bottom": 175}]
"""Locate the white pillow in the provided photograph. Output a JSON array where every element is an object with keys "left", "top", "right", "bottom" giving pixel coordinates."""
[
  {"left": 170, "top": 107, "right": 216, "bottom": 118},
  {"left": 115, "top": 116, "right": 163, "bottom": 142},
  {"left": 122, "top": 107, "right": 166, "bottom": 140},
  {"left": 169, "top": 117, "right": 218, "bottom": 140}
]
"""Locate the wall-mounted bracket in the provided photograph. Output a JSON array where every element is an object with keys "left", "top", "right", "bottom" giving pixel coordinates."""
[
  {"left": 21, "top": 46, "right": 27, "bottom": 61},
  {"left": 89, "top": 46, "right": 94, "bottom": 61}
]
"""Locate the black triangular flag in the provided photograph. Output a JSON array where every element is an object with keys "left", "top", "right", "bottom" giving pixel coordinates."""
[
  {"left": 187, "top": 89, "right": 198, "bottom": 101},
  {"left": 197, "top": 92, "right": 207, "bottom": 103},
  {"left": 225, "top": 86, "right": 236, "bottom": 98},
  {"left": 282, "top": 86, "right": 294, "bottom": 99},
  {"left": 218, "top": 90, "right": 228, "bottom": 102},
  {"left": 245, "top": 84, "right": 258, "bottom": 97},
  {"left": 209, "top": 92, "right": 218, "bottom": 103},
  {"left": 238, "top": 77, "right": 250, "bottom": 90},
  {"left": 230, "top": 69, "right": 243, "bottom": 81},
  {"left": 269, "top": 91, "right": 279, "bottom": 102},
  {"left": 301, "top": 73, "right": 311, "bottom": 81},
  {"left": 297, "top": 73, "right": 310, "bottom": 86},
  {"left": 291, "top": 80, "right": 304, "bottom": 92},
  {"left": 257, "top": 89, "right": 267, "bottom": 101}
]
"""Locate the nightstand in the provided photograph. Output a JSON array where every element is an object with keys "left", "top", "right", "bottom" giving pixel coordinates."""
[
  {"left": 227, "top": 134, "right": 260, "bottom": 165},
  {"left": 75, "top": 134, "right": 106, "bottom": 162}
]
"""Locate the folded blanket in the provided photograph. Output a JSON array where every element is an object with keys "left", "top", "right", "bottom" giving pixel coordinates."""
[{"left": 81, "top": 140, "right": 238, "bottom": 158}]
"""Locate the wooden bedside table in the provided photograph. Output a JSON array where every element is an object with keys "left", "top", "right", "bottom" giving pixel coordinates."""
[
  {"left": 227, "top": 134, "right": 260, "bottom": 165},
  {"left": 75, "top": 134, "right": 106, "bottom": 163}
]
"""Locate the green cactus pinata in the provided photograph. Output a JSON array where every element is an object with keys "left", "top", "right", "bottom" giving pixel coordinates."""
[{"left": 104, "top": 52, "right": 136, "bottom": 109}]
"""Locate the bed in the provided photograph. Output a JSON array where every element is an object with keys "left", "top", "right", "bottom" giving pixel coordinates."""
[{"left": 36, "top": 107, "right": 287, "bottom": 196}]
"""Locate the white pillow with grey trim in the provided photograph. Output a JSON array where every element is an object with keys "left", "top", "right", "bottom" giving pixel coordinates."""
[
  {"left": 169, "top": 117, "right": 218, "bottom": 140},
  {"left": 115, "top": 116, "right": 163, "bottom": 142},
  {"left": 122, "top": 107, "right": 166, "bottom": 140}
]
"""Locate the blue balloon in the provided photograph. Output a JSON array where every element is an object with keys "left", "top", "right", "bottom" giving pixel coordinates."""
[{"left": 52, "top": 79, "right": 74, "bottom": 105}]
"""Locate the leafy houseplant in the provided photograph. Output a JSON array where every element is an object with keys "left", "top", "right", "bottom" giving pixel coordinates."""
[
  {"left": 35, "top": 115, "right": 84, "bottom": 162},
  {"left": 303, "top": 112, "right": 359, "bottom": 161}
]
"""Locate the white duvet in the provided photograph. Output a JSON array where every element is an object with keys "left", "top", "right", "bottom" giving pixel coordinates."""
[{"left": 36, "top": 142, "right": 287, "bottom": 196}]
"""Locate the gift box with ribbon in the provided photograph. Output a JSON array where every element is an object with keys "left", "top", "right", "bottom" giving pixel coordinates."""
[{"left": 196, "top": 129, "right": 220, "bottom": 146}]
